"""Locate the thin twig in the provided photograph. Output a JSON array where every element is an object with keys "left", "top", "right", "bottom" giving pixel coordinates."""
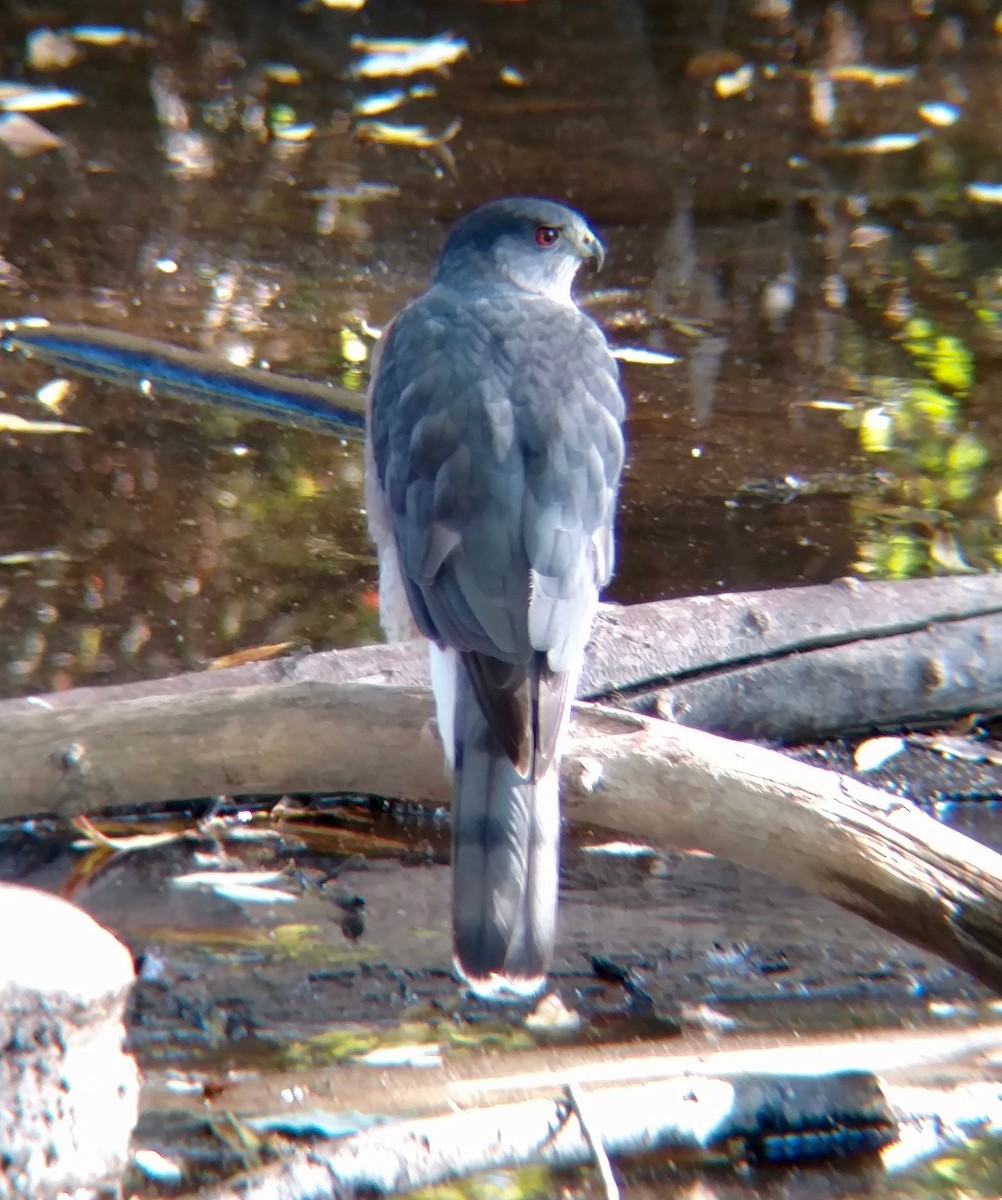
[{"left": 566, "top": 1081, "right": 620, "bottom": 1200}]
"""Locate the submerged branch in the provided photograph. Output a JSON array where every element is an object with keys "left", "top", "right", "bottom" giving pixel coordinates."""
[{"left": 172, "top": 1028, "right": 1002, "bottom": 1199}]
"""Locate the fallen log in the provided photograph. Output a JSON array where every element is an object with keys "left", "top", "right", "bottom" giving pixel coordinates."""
[
  {"left": 0, "top": 575, "right": 1000, "bottom": 988},
  {"left": 167, "top": 1032, "right": 1002, "bottom": 1200},
  {"left": 14, "top": 575, "right": 1002, "bottom": 740},
  {"left": 4, "top": 672, "right": 1002, "bottom": 990}
]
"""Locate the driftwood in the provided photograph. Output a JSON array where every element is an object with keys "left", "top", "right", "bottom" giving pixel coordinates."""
[
  {"left": 3, "top": 675, "right": 1002, "bottom": 991},
  {"left": 15, "top": 575, "right": 1002, "bottom": 741},
  {"left": 0, "top": 576, "right": 999, "bottom": 989},
  {"left": 187, "top": 1072, "right": 895, "bottom": 1200},
  {"left": 166, "top": 1027, "right": 1002, "bottom": 1200},
  {"left": 0, "top": 578, "right": 1001, "bottom": 988}
]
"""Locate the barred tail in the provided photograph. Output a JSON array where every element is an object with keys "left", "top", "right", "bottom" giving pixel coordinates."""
[{"left": 450, "top": 668, "right": 560, "bottom": 1000}]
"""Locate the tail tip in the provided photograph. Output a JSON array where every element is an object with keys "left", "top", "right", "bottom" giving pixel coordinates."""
[{"left": 454, "top": 958, "right": 547, "bottom": 1003}]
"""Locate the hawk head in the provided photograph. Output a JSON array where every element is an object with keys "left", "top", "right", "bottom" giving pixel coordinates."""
[{"left": 434, "top": 197, "right": 605, "bottom": 303}]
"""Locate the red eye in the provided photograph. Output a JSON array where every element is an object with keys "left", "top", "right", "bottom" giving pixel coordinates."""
[{"left": 535, "top": 225, "right": 559, "bottom": 247}]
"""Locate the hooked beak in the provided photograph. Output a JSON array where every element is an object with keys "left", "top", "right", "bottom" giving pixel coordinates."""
[{"left": 579, "top": 228, "right": 605, "bottom": 272}]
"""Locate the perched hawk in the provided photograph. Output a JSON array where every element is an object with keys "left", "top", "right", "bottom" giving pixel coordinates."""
[{"left": 366, "top": 197, "right": 626, "bottom": 998}]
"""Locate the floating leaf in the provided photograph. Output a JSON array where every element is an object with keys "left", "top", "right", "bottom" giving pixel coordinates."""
[
  {"left": 35, "top": 378, "right": 72, "bottom": 410},
  {"left": 353, "top": 89, "right": 408, "bottom": 116},
  {"left": 824, "top": 65, "right": 915, "bottom": 86},
  {"left": 265, "top": 63, "right": 303, "bottom": 85},
  {"left": 26, "top": 29, "right": 81, "bottom": 71},
  {"left": 208, "top": 641, "right": 297, "bottom": 669},
  {"left": 524, "top": 992, "right": 583, "bottom": 1033},
  {"left": 171, "top": 869, "right": 297, "bottom": 905},
  {"left": 804, "top": 398, "right": 855, "bottom": 412},
  {"left": 132, "top": 1150, "right": 183, "bottom": 1185},
  {"left": 611, "top": 346, "right": 679, "bottom": 365},
  {"left": 0, "top": 411, "right": 87, "bottom": 434},
  {"left": 919, "top": 102, "right": 960, "bottom": 127},
  {"left": 966, "top": 182, "right": 1002, "bottom": 205},
  {"left": 715, "top": 64, "right": 754, "bottom": 98},
  {"left": 272, "top": 117, "right": 315, "bottom": 143},
  {"left": 0, "top": 548, "right": 72, "bottom": 565},
  {"left": 353, "top": 1043, "right": 443, "bottom": 1068},
  {"left": 349, "top": 33, "right": 468, "bottom": 79},
  {"left": 839, "top": 132, "right": 924, "bottom": 154},
  {"left": 852, "top": 228, "right": 895, "bottom": 256},
  {"left": 355, "top": 117, "right": 460, "bottom": 147},
  {"left": 929, "top": 529, "right": 978, "bottom": 574},
  {"left": 0, "top": 113, "right": 65, "bottom": 157},
  {"left": 680, "top": 1002, "right": 739, "bottom": 1030},
  {"left": 0, "top": 86, "right": 82, "bottom": 113},
  {"left": 69, "top": 25, "right": 144, "bottom": 46},
  {"left": 854, "top": 736, "right": 906, "bottom": 772}
]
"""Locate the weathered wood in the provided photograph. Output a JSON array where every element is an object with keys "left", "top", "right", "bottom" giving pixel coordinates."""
[
  {"left": 1, "top": 576, "right": 1001, "bottom": 991},
  {"left": 5, "top": 677, "right": 1002, "bottom": 991},
  {"left": 11, "top": 575, "right": 1002, "bottom": 740},
  {"left": 566, "top": 705, "right": 1002, "bottom": 992},
  {"left": 155, "top": 1028, "right": 1002, "bottom": 1200},
  {"left": 187, "top": 1071, "right": 894, "bottom": 1200}
]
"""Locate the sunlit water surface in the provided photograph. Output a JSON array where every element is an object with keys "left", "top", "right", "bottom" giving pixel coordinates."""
[{"left": 0, "top": 3, "right": 1001, "bottom": 1196}]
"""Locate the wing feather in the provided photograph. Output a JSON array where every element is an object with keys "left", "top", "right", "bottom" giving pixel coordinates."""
[{"left": 368, "top": 284, "right": 625, "bottom": 769}]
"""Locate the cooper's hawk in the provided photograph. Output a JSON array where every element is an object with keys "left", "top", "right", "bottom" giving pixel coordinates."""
[{"left": 366, "top": 197, "right": 626, "bottom": 999}]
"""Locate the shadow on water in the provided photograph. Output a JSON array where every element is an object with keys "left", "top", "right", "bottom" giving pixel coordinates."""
[{"left": 1, "top": 1, "right": 1002, "bottom": 1196}]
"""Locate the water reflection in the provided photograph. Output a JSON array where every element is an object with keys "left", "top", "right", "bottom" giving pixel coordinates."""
[{"left": 0, "top": 0, "right": 998, "bottom": 698}]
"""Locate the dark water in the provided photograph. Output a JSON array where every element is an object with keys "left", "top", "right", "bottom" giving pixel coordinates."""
[
  {"left": 1, "top": 3, "right": 1002, "bottom": 1196},
  {"left": 0, "top": 0, "right": 999, "bottom": 694}
]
